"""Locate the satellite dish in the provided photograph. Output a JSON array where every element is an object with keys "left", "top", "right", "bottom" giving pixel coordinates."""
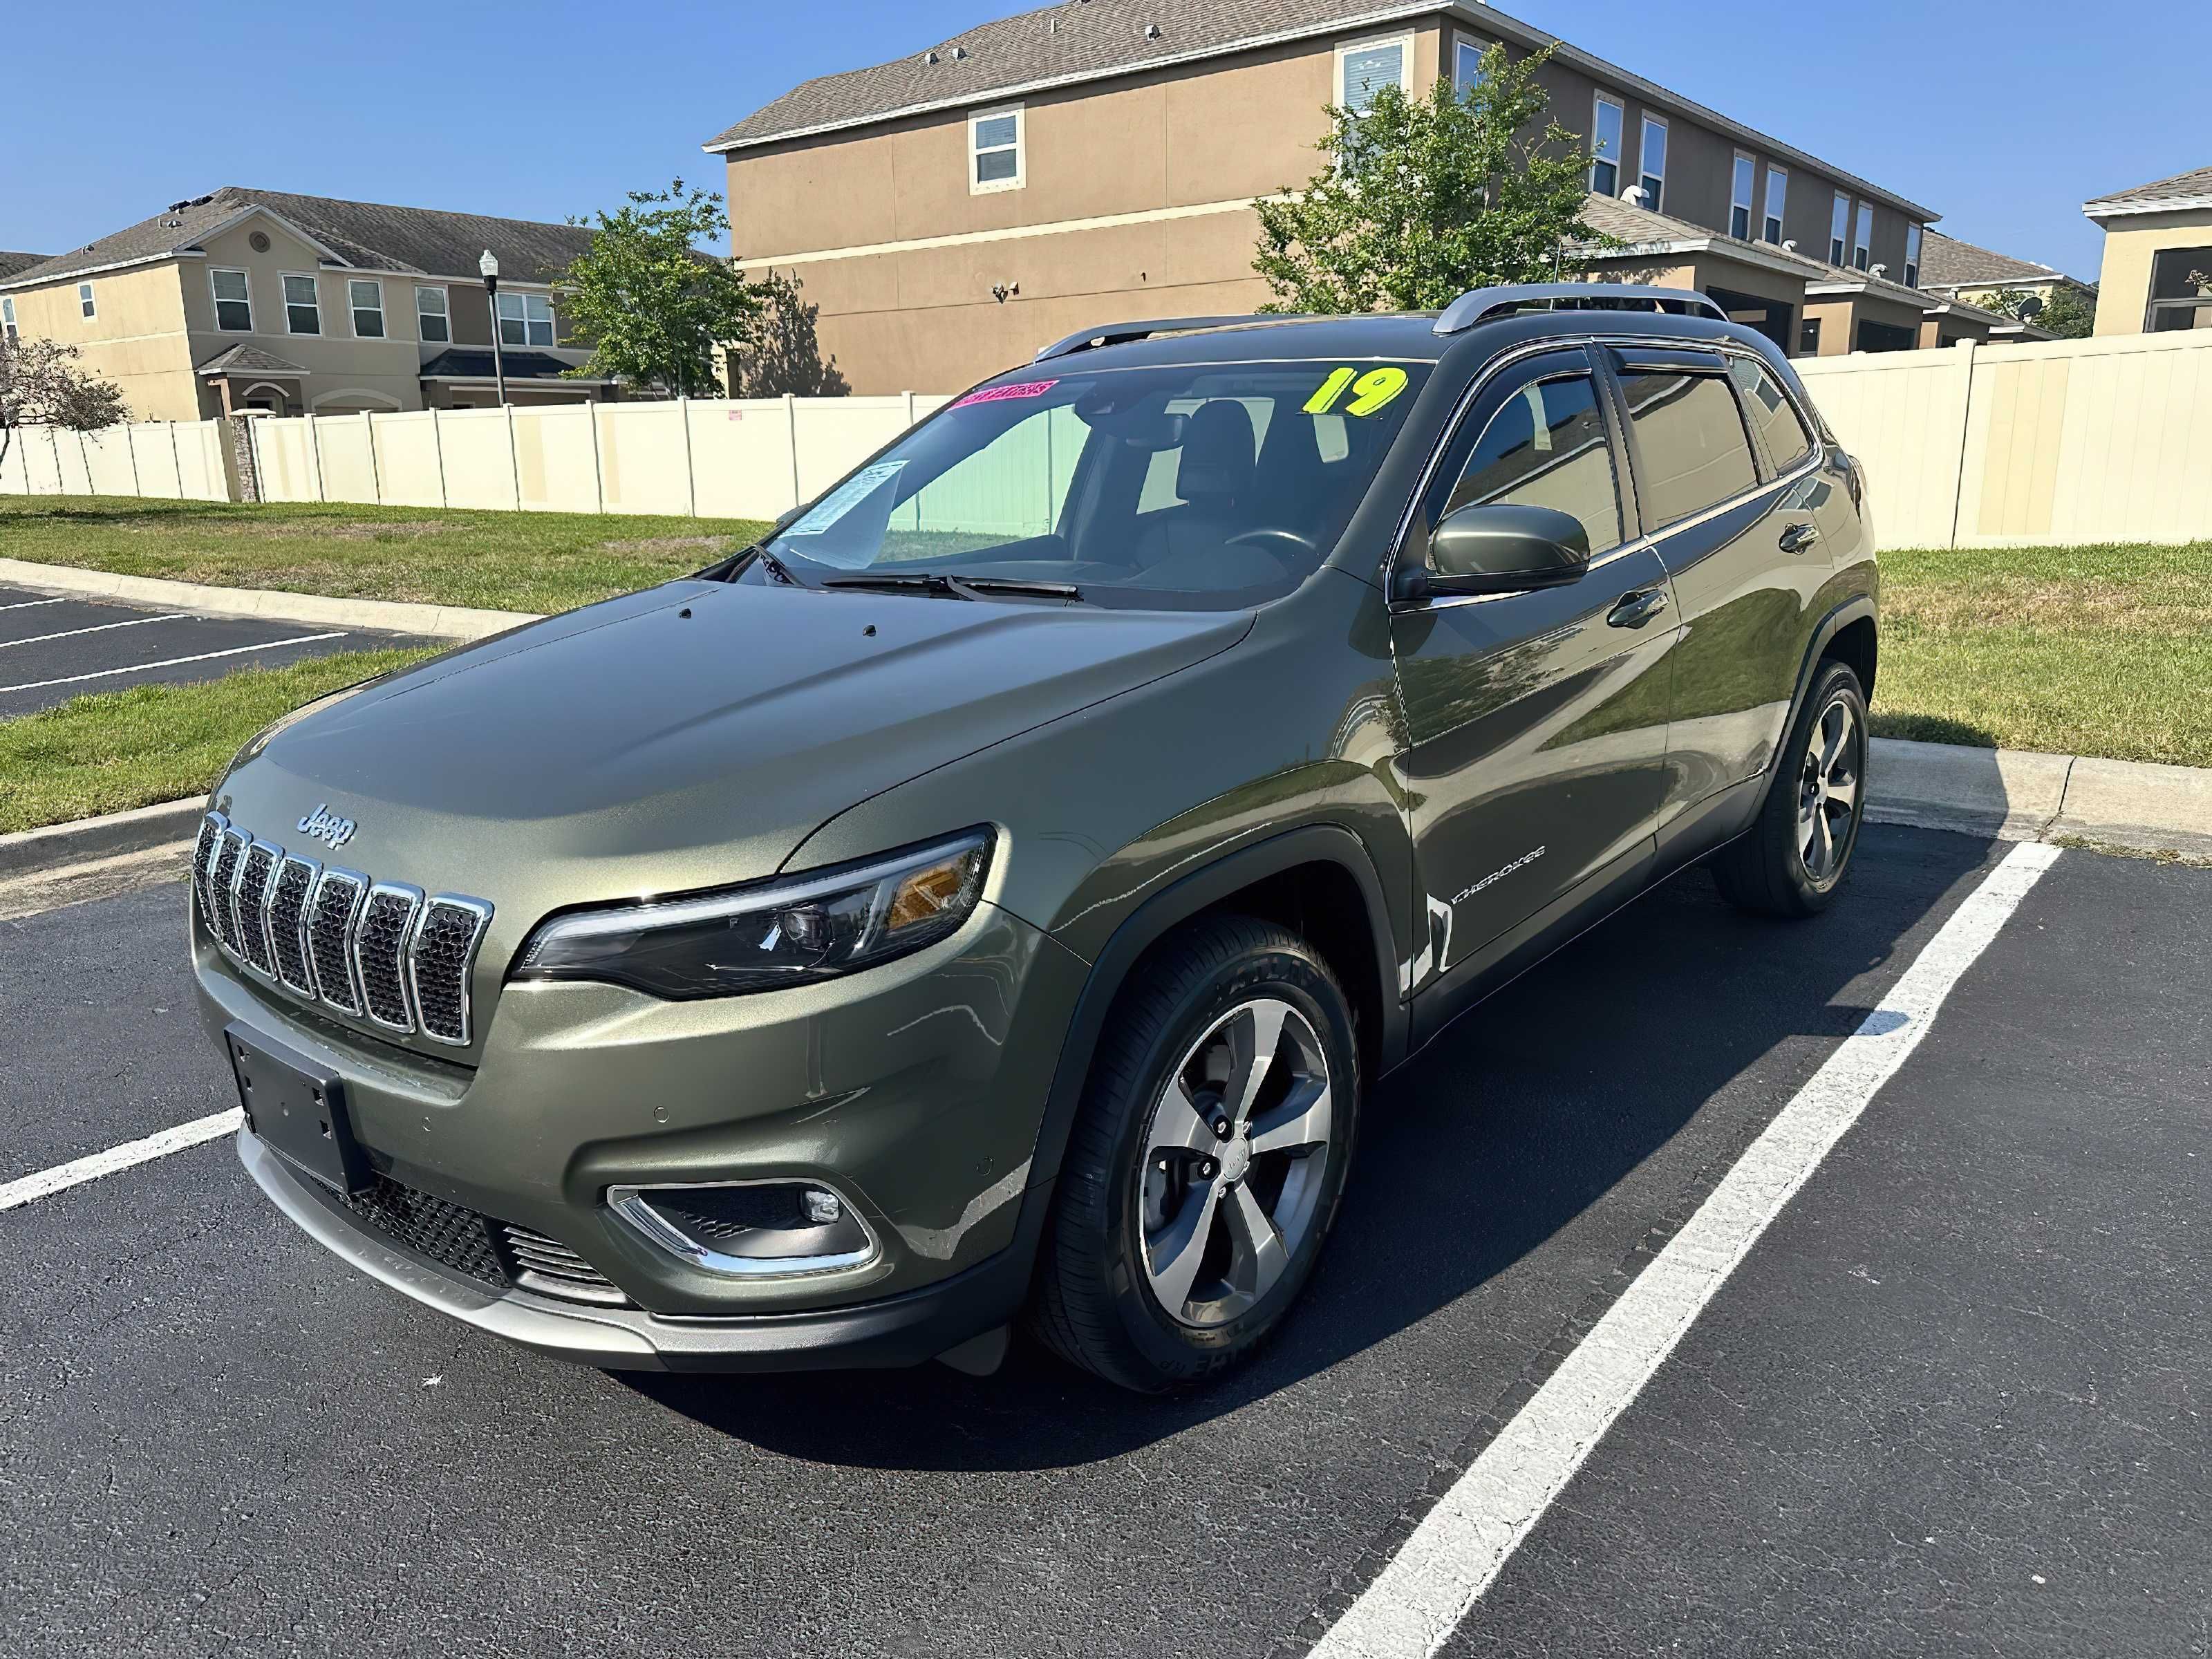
[
  {"left": 2020, "top": 294, "right": 2045, "bottom": 319},
  {"left": 1619, "top": 185, "right": 1649, "bottom": 208}
]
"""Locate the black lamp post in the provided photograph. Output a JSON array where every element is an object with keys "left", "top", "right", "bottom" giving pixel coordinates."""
[{"left": 478, "top": 249, "right": 507, "bottom": 406}]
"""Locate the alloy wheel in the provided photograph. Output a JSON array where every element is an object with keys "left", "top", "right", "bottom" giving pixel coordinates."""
[
  {"left": 1797, "top": 697, "right": 1863, "bottom": 883},
  {"left": 1136, "top": 997, "right": 1336, "bottom": 1328}
]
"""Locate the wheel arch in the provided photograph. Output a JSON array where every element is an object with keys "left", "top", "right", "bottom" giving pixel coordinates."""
[{"left": 1772, "top": 594, "right": 1878, "bottom": 784}]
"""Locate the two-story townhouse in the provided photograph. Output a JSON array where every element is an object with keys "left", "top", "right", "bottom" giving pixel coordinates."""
[
  {"left": 706, "top": 0, "right": 1962, "bottom": 391},
  {"left": 0, "top": 188, "right": 613, "bottom": 421},
  {"left": 2083, "top": 165, "right": 2212, "bottom": 335}
]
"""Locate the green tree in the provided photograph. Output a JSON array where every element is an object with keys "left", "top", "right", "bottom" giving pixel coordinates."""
[
  {"left": 1253, "top": 44, "right": 1606, "bottom": 314},
  {"left": 0, "top": 337, "right": 126, "bottom": 476},
  {"left": 1974, "top": 284, "right": 2094, "bottom": 339},
  {"left": 559, "top": 180, "right": 762, "bottom": 396}
]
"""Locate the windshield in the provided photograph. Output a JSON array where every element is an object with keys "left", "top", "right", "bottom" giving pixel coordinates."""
[{"left": 760, "top": 357, "right": 1432, "bottom": 608}]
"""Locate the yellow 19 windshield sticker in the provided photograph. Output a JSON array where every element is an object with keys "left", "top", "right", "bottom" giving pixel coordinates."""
[{"left": 1304, "top": 364, "right": 1410, "bottom": 417}]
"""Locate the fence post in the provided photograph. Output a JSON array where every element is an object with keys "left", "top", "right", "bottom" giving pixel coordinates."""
[
  {"left": 1944, "top": 338, "right": 1980, "bottom": 552},
  {"left": 363, "top": 409, "right": 382, "bottom": 505},
  {"left": 429, "top": 407, "right": 449, "bottom": 508},
  {"left": 678, "top": 395, "right": 696, "bottom": 518},
  {"left": 785, "top": 393, "right": 802, "bottom": 509}
]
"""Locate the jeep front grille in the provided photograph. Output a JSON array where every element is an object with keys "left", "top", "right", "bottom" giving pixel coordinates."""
[
  {"left": 501, "top": 1224, "right": 630, "bottom": 1306},
  {"left": 196, "top": 810, "right": 493, "bottom": 1048}
]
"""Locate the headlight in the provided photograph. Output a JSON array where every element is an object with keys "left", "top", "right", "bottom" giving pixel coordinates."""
[{"left": 510, "top": 830, "right": 993, "bottom": 1000}]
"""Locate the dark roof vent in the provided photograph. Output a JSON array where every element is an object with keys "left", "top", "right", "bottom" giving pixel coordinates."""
[
  {"left": 953, "top": 44, "right": 968, "bottom": 58},
  {"left": 1144, "top": 21, "right": 1160, "bottom": 39},
  {"left": 924, "top": 48, "right": 939, "bottom": 63},
  {"left": 167, "top": 200, "right": 191, "bottom": 214}
]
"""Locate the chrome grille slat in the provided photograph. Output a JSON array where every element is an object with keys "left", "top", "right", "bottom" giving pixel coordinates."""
[
  {"left": 199, "top": 818, "right": 494, "bottom": 1047},
  {"left": 500, "top": 1224, "right": 628, "bottom": 1306}
]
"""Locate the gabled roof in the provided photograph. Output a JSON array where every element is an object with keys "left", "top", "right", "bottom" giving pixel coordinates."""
[
  {"left": 704, "top": 0, "right": 1937, "bottom": 221},
  {"left": 196, "top": 343, "right": 310, "bottom": 376},
  {"left": 2084, "top": 163, "right": 2212, "bottom": 218},
  {"left": 1918, "top": 229, "right": 2077, "bottom": 292},
  {"left": 0, "top": 250, "right": 50, "bottom": 281},
  {"left": 0, "top": 187, "right": 595, "bottom": 292}
]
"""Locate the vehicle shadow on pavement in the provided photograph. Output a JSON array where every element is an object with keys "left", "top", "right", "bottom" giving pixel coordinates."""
[{"left": 625, "top": 827, "right": 1998, "bottom": 1468}]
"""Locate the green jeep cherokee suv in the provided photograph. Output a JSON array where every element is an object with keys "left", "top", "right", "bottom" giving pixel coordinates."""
[{"left": 193, "top": 285, "right": 1877, "bottom": 1392}]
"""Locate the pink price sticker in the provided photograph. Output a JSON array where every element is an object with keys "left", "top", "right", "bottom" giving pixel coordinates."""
[{"left": 949, "top": 379, "right": 1058, "bottom": 411}]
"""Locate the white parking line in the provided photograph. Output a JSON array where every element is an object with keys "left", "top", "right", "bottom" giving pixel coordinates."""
[
  {"left": 0, "top": 632, "right": 345, "bottom": 696},
  {"left": 0, "top": 596, "right": 69, "bottom": 614},
  {"left": 0, "top": 611, "right": 189, "bottom": 650},
  {"left": 1311, "top": 841, "right": 2064, "bottom": 1659},
  {"left": 0, "top": 1108, "right": 243, "bottom": 1214}
]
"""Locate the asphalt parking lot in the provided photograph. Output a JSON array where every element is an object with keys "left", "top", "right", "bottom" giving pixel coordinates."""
[
  {"left": 0, "top": 582, "right": 427, "bottom": 718},
  {"left": 1, "top": 825, "right": 2204, "bottom": 1658}
]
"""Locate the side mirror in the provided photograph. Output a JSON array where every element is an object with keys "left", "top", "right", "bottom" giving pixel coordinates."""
[{"left": 1403, "top": 503, "right": 1591, "bottom": 599}]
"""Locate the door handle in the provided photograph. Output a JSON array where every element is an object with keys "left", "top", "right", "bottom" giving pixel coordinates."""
[
  {"left": 1779, "top": 521, "right": 1821, "bottom": 554},
  {"left": 1606, "top": 588, "right": 1669, "bottom": 629}
]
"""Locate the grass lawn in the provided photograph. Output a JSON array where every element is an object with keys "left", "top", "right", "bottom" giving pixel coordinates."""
[
  {"left": 1869, "top": 540, "right": 2212, "bottom": 769},
  {"left": 0, "top": 648, "right": 436, "bottom": 835},
  {"left": 0, "top": 495, "right": 773, "bottom": 617}
]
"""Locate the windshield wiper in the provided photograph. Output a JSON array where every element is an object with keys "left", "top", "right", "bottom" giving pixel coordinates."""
[{"left": 820, "top": 572, "right": 1081, "bottom": 603}]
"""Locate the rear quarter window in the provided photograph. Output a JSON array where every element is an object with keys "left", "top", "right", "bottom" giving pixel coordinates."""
[
  {"left": 1727, "top": 357, "right": 1816, "bottom": 473},
  {"left": 1618, "top": 370, "right": 1759, "bottom": 528}
]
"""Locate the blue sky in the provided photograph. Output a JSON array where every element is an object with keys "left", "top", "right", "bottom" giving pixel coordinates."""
[{"left": 8, "top": 1, "right": 2197, "bottom": 279}]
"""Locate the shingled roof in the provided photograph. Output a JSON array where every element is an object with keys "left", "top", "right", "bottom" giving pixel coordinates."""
[
  {"left": 1917, "top": 230, "right": 2070, "bottom": 294},
  {"left": 0, "top": 250, "right": 49, "bottom": 281},
  {"left": 0, "top": 187, "right": 595, "bottom": 292},
  {"left": 2084, "top": 163, "right": 2212, "bottom": 217},
  {"left": 704, "top": 0, "right": 1936, "bottom": 219}
]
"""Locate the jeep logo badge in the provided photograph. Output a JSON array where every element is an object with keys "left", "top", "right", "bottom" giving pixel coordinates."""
[{"left": 297, "top": 803, "right": 357, "bottom": 850}]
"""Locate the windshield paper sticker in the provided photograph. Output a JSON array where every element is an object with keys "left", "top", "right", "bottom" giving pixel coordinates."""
[
  {"left": 783, "top": 460, "right": 908, "bottom": 551},
  {"left": 949, "top": 378, "right": 1058, "bottom": 410},
  {"left": 1304, "top": 365, "right": 1409, "bottom": 416}
]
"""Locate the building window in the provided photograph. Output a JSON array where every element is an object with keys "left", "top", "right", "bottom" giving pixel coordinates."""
[
  {"left": 968, "top": 102, "right": 1024, "bottom": 194},
  {"left": 348, "top": 279, "right": 386, "bottom": 339},
  {"left": 1799, "top": 317, "right": 1822, "bottom": 355},
  {"left": 1590, "top": 93, "right": 1624, "bottom": 196},
  {"left": 2146, "top": 247, "right": 2212, "bottom": 332},
  {"left": 1453, "top": 37, "right": 1487, "bottom": 99},
  {"left": 1638, "top": 115, "right": 1667, "bottom": 211},
  {"left": 1853, "top": 203, "right": 1873, "bottom": 272},
  {"left": 1904, "top": 224, "right": 1922, "bottom": 289},
  {"left": 1829, "top": 194, "right": 1850, "bottom": 266},
  {"left": 2, "top": 296, "right": 17, "bottom": 344},
  {"left": 1763, "top": 165, "right": 1788, "bottom": 243},
  {"left": 415, "top": 285, "right": 450, "bottom": 344},
  {"left": 78, "top": 282, "right": 97, "bottom": 319},
  {"left": 1335, "top": 34, "right": 1410, "bottom": 115},
  {"left": 498, "top": 290, "right": 554, "bottom": 348},
  {"left": 1731, "top": 152, "right": 1755, "bottom": 241},
  {"left": 283, "top": 273, "right": 321, "bottom": 335},
  {"left": 209, "top": 268, "right": 252, "bottom": 332}
]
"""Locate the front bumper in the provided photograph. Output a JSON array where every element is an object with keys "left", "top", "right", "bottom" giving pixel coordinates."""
[{"left": 198, "top": 893, "right": 1091, "bottom": 1368}]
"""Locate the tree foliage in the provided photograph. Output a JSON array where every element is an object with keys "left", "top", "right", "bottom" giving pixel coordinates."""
[
  {"left": 559, "top": 180, "right": 763, "bottom": 396},
  {"left": 728, "top": 271, "right": 849, "bottom": 397},
  {"left": 1253, "top": 44, "right": 1606, "bottom": 314},
  {"left": 0, "top": 337, "right": 127, "bottom": 473}
]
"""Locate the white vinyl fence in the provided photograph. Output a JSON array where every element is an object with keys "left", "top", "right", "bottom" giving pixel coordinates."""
[{"left": 8, "top": 331, "right": 2212, "bottom": 549}]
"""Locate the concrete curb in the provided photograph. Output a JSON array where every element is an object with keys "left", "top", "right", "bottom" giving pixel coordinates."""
[
  {"left": 0, "top": 797, "right": 206, "bottom": 880},
  {"left": 0, "top": 558, "right": 541, "bottom": 642},
  {"left": 8, "top": 742, "right": 2208, "bottom": 888}
]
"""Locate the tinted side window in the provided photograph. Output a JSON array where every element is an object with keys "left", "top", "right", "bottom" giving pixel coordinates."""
[
  {"left": 1442, "top": 373, "right": 1622, "bottom": 555},
  {"left": 1618, "top": 371, "right": 1758, "bottom": 528},
  {"left": 1727, "top": 358, "right": 1815, "bottom": 472}
]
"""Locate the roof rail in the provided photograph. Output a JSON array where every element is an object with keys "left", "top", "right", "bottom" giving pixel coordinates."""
[
  {"left": 1033, "top": 314, "right": 1290, "bottom": 363},
  {"left": 1433, "top": 283, "right": 1729, "bottom": 336}
]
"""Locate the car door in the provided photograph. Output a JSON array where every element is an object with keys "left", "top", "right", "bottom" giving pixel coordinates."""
[
  {"left": 1389, "top": 346, "right": 1679, "bottom": 992},
  {"left": 1604, "top": 347, "right": 1826, "bottom": 841}
]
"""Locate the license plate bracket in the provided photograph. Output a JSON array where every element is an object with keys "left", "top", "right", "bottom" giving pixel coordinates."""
[{"left": 225, "top": 1022, "right": 370, "bottom": 1195}]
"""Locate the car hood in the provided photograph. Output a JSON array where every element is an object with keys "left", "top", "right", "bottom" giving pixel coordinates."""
[{"left": 214, "top": 579, "right": 1250, "bottom": 915}]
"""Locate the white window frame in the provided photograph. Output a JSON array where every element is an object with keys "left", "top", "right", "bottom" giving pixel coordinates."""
[
  {"left": 1904, "top": 223, "right": 1922, "bottom": 288},
  {"left": 1, "top": 296, "right": 15, "bottom": 343},
  {"left": 1333, "top": 30, "right": 1413, "bottom": 116},
  {"left": 1589, "top": 92, "right": 1624, "bottom": 196},
  {"left": 968, "top": 102, "right": 1025, "bottom": 196},
  {"left": 415, "top": 283, "right": 451, "bottom": 344},
  {"left": 1830, "top": 192, "right": 1850, "bottom": 266},
  {"left": 1452, "top": 33, "right": 1487, "bottom": 100},
  {"left": 1853, "top": 202, "right": 1873, "bottom": 272},
  {"left": 1638, "top": 115, "right": 1667, "bottom": 211},
  {"left": 1730, "top": 151, "right": 1756, "bottom": 241},
  {"left": 78, "top": 281, "right": 96, "bottom": 320},
  {"left": 497, "top": 289, "right": 556, "bottom": 349},
  {"left": 281, "top": 271, "right": 322, "bottom": 336},
  {"left": 1763, "top": 165, "right": 1788, "bottom": 244},
  {"left": 210, "top": 267, "right": 253, "bottom": 332},
  {"left": 347, "top": 277, "right": 386, "bottom": 339}
]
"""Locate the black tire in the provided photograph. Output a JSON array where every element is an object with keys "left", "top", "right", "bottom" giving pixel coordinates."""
[
  {"left": 1714, "top": 658, "right": 1870, "bottom": 917},
  {"left": 1027, "top": 915, "right": 1360, "bottom": 1392}
]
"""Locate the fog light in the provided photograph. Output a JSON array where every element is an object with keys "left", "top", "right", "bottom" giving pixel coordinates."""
[
  {"left": 802, "top": 1188, "right": 843, "bottom": 1225},
  {"left": 605, "top": 1179, "right": 877, "bottom": 1279}
]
